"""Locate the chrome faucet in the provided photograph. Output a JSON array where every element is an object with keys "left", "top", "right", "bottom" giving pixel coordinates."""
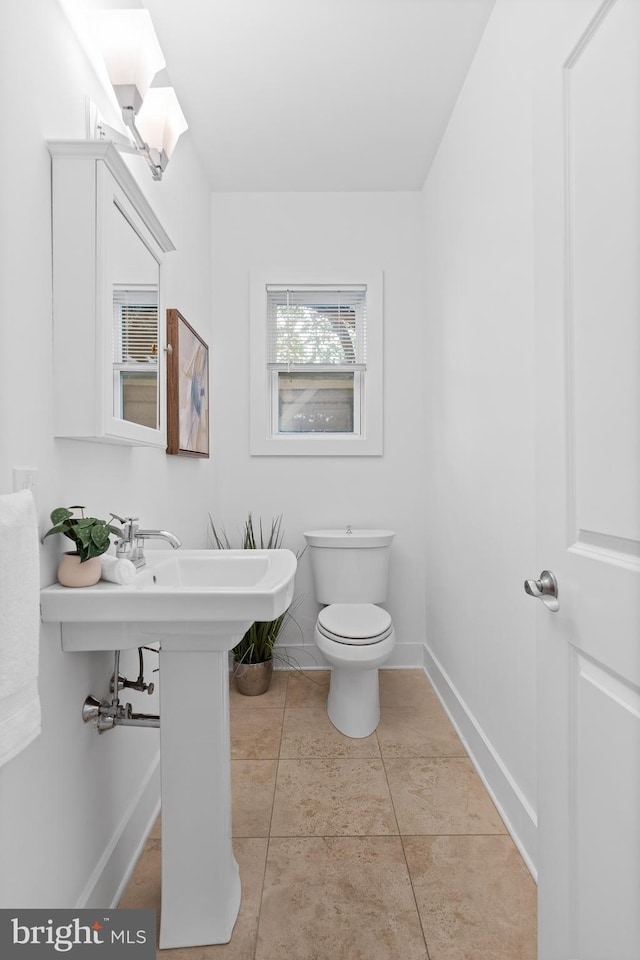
[{"left": 112, "top": 515, "right": 182, "bottom": 569}]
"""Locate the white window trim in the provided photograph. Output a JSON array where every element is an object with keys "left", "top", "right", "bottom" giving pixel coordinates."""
[{"left": 250, "top": 268, "right": 383, "bottom": 456}]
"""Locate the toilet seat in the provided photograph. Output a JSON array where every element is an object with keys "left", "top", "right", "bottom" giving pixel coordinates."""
[{"left": 317, "top": 603, "right": 393, "bottom": 645}]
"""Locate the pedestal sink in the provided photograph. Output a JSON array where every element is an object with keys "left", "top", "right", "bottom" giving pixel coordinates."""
[{"left": 40, "top": 549, "right": 297, "bottom": 949}]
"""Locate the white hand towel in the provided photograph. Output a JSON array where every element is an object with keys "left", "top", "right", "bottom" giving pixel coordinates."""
[
  {"left": 101, "top": 555, "right": 136, "bottom": 585},
  {"left": 0, "top": 489, "right": 41, "bottom": 767}
]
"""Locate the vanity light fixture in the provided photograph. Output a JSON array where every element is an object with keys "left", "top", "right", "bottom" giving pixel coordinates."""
[{"left": 90, "top": 9, "right": 187, "bottom": 181}]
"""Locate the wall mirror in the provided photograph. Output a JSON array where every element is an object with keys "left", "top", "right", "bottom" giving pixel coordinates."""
[
  {"left": 110, "top": 201, "right": 160, "bottom": 431},
  {"left": 49, "top": 141, "right": 174, "bottom": 446}
]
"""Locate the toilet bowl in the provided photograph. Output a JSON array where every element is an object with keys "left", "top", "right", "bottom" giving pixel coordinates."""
[
  {"left": 314, "top": 603, "right": 395, "bottom": 738},
  {"left": 304, "top": 529, "right": 396, "bottom": 739}
]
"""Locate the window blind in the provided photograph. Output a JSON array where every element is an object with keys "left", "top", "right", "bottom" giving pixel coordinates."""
[
  {"left": 113, "top": 288, "right": 159, "bottom": 364},
  {"left": 266, "top": 284, "right": 366, "bottom": 371}
]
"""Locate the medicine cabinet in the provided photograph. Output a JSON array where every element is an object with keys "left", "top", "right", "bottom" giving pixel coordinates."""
[{"left": 48, "top": 141, "right": 174, "bottom": 446}]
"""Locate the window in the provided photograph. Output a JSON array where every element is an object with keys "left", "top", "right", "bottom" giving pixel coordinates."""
[
  {"left": 276, "top": 372, "right": 358, "bottom": 434},
  {"left": 250, "top": 270, "right": 383, "bottom": 455}
]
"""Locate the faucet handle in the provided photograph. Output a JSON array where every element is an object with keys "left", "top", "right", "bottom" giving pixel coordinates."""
[
  {"left": 113, "top": 517, "right": 141, "bottom": 562},
  {"left": 111, "top": 513, "right": 139, "bottom": 525},
  {"left": 114, "top": 516, "right": 139, "bottom": 538}
]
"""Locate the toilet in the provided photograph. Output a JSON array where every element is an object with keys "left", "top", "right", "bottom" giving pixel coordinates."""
[{"left": 303, "top": 528, "right": 396, "bottom": 738}]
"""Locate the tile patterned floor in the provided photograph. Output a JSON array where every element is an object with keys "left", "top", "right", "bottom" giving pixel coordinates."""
[{"left": 119, "top": 669, "right": 536, "bottom": 959}]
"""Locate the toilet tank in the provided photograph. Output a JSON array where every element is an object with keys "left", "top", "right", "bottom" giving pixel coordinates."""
[{"left": 303, "top": 529, "right": 395, "bottom": 604}]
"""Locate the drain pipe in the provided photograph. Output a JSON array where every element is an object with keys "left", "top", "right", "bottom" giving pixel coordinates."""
[{"left": 82, "top": 649, "right": 160, "bottom": 734}]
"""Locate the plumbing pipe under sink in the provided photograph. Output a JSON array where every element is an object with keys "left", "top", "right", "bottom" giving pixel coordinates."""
[{"left": 82, "top": 649, "right": 160, "bottom": 733}]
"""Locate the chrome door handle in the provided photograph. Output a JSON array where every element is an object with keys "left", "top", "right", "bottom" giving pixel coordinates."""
[{"left": 524, "top": 569, "right": 559, "bottom": 612}]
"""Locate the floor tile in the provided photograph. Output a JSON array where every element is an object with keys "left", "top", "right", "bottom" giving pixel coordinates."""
[
  {"left": 119, "top": 838, "right": 161, "bottom": 911},
  {"left": 284, "top": 670, "right": 330, "bottom": 709},
  {"left": 256, "top": 837, "right": 428, "bottom": 960},
  {"left": 230, "top": 709, "right": 284, "bottom": 760},
  {"left": 156, "top": 917, "right": 259, "bottom": 960},
  {"left": 377, "top": 705, "right": 466, "bottom": 758},
  {"left": 232, "top": 760, "right": 278, "bottom": 837},
  {"left": 378, "top": 669, "right": 435, "bottom": 708},
  {"left": 234, "top": 838, "right": 269, "bottom": 920},
  {"left": 229, "top": 670, "right": 288, "bottom": 710},
  {"left": 403, "top": 835, "right": 536, "bottom": 960},
  {"left": 270, "top": 759, "right": 398, "bottom": 836},
  {"left": 384, "top": 758, "right": 507, "bottom": 835},
  {"left": 118, "top": 670, "right": 536, "bottom": 960},
  {"left": 280, "top": 707, "right": 380, "bottom": 759}
]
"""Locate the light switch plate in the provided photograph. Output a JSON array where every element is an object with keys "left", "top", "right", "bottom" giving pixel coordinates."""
[{"left": 13, "top": 467, "right": 38, "bottom": 495}]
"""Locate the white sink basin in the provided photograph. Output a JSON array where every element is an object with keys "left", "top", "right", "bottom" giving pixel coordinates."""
[
  {"left": 140, "top": 552, "right": 271, "bottom": 588},
  {"left": 40, "top": 549, "right": 297, "bottom": 649}
]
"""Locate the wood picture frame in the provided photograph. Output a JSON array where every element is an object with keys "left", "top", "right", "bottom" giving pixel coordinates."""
[{"left": 166, "top": 308, "right": 210, "bottom": 457}]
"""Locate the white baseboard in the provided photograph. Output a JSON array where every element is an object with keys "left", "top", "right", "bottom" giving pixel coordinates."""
[
  {"left": 422, "top": 645, "right": 537, "bottom": 880},
  {"left": 274, "top": 645, "right": 328, "bottom": 671},
  {"left": 77, "top": 752, "right": 161, "bottom": 909}
]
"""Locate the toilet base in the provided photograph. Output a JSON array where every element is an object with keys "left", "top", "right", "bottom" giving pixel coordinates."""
[
  {"left": 313, "top": 621, "right": 395, "bottom": 739},
  {"left": 327, "top": 667, "right": 380, "bottom": 738}
]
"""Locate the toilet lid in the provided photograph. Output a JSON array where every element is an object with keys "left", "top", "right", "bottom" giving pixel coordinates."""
[{"left": 318, "top": 604, "right": 392, "bottom": 644}]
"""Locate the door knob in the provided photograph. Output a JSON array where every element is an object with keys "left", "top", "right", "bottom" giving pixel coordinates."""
[{"left": 524, "top": 569, "right": 559, "bottom": 612}]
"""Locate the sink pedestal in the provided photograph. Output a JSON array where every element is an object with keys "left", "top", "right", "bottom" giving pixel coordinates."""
[
  {"left": 158, "top": 632, "right": 248, "bottom": 949},
  {"left": 39, "top": 549, "right": 297, "bottom": 950}
]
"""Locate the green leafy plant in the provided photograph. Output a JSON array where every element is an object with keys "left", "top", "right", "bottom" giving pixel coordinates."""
[
  {"left": 42, "top": 506, "right": 123, "bottom": 563},
  {"left": 208, "top": 512, "right": 302, "bottom": 665}
]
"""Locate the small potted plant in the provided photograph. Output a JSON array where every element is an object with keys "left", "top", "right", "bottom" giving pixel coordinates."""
[
  {"left": 42, "top": 505, "right": 123, "bottom": 587},
  {"left": 208, "top": 512, "right": 301, "bottom": 695}
]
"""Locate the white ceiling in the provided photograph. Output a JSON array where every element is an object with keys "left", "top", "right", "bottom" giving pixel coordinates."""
[{"left": 138, "top": 0, "right": 495, "bottom": 192}]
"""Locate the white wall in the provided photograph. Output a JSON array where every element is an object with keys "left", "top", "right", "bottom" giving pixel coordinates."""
[
  {"left": 210, "top": 192, "right": 426, "bottom": 665},
  {"left": 0, "top": 0, "right": 213, "bottom": 907},
  {"left": 421, "top": 0, "right": 538, "bottom": 869}
]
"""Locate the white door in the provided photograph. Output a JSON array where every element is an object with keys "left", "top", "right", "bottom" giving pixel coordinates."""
[{"left": 531, "top": 1, "right": 640, "bottom": 957}]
